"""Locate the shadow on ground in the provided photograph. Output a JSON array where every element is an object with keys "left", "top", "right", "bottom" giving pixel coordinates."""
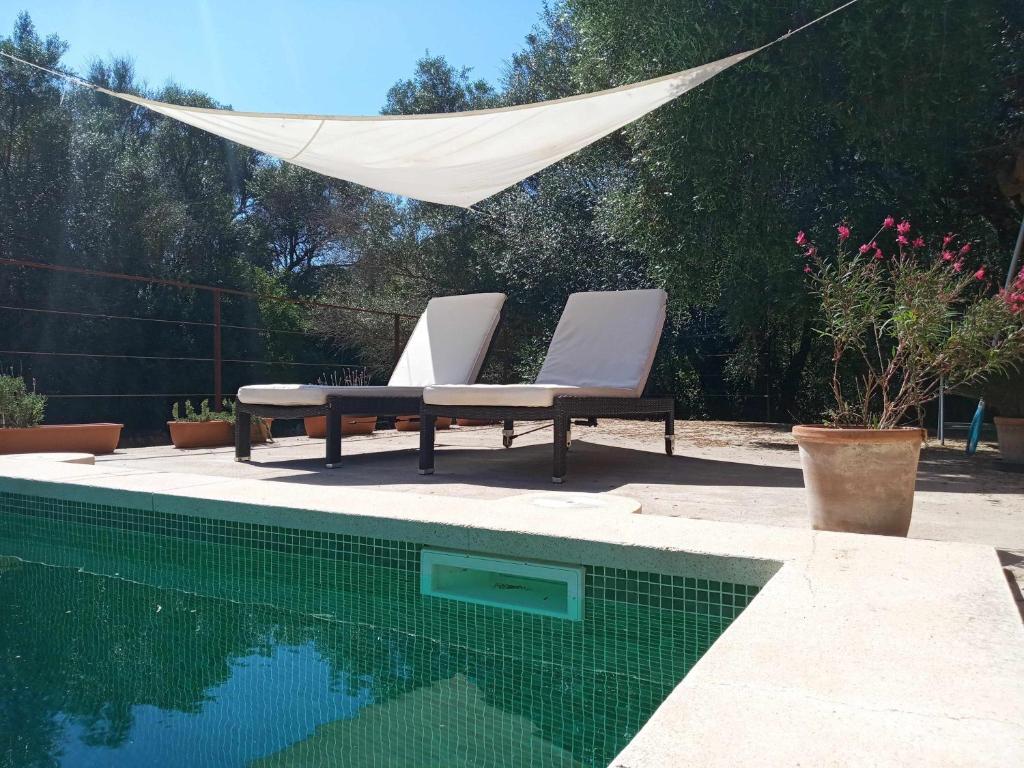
[{"left": 254, "top": 439, "right": 807, "bottom": 492}]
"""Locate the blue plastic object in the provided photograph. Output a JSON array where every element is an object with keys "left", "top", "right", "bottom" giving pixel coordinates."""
[{"left": 966, "top": 400, "right": 984, "bottom": 456}]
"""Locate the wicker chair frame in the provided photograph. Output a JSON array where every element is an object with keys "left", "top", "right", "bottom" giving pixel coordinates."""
[
  {"left": 418, "top": 395, "right": 674, "bottom": 483},
  {"left": 235, "top": 396, "right": 421, "bottom": 466}
]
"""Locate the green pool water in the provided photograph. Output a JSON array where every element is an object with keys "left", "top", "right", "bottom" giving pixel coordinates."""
[{"left": 0, "top": 492, "right": 757, "bottom": 768}]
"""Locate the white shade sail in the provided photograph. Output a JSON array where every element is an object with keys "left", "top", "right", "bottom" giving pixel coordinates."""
[
  {"left": 0, "top": 0, "right": 857, "bottom": 208},
  {"left": 101, "top": 49, "right": 757, "bottom": 208}
]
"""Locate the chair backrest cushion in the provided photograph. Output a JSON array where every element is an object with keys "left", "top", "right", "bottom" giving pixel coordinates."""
[
  {"left": 388, "top": 293, "right": 506, "bottom": 386},
  {"left": 536, "top": 289, "right": 667, "bottom": 396}
]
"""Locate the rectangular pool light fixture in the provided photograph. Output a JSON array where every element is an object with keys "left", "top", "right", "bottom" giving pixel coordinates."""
[{"left": 420, "top": 549, "right": 584, "bottom": 621}]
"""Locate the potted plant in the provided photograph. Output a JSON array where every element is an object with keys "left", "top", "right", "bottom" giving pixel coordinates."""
[
  {"left": 0, "top": 373, "right": 123, "bottom": 455},
  {"left": 395, "top": 415, "right": 452, "bottom": 432},
  {"left": 793, "top": 217, "right": 1024, "bottom": 535},
  {"left": 301, "top": 370, "right": 377, "bottom": 438},
  {"left": 168, "top": 399, "right": 271, "bottom": 449}
]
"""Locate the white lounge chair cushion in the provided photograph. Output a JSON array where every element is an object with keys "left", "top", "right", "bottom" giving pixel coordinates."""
[
  {"left": 536, "top": 289, "right": 666, "bottom": 397},
  {"left": 422, "top": 384, "right": 635, "bottom": 408},
  {"left": 388, "top": 293, "right": 506, "bottom": 386},
  {"left": 237, "top": 292, "right": 505, "bottom": 406},
  {"left": 237, "top": 384, "right": 423, "bottom": 407}
]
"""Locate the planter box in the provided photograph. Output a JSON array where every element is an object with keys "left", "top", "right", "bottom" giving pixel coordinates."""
[
  {"left": 395, "top": 416, "right": 452, "bottom": 432},
  {"left": 303, "top": 416, "right": 377, "bottom": 438},
  {"left": 0, "top": 423, "right": 123, "bottom": 455},
  {"left": 168, "top": 420, "right": 272, "bottom": 450},
  {"left": 455, "top": 418, "right": 498, "bottom": 427}
]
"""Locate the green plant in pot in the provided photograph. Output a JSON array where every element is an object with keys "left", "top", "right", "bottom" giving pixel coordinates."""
[
  {"left": 0, "top": 374, "right": 45, "bottom": 429},
  {"left": 168, "top": 399, "right": 271, "bottom": 449},
  {"left": 793, "top": 217, "right": 1024, "bottom": 535},
  {"left": 0, "top": 372, "right": 123, "bottom": 455}
]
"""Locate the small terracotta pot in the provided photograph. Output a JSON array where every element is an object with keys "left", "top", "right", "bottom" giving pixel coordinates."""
[
  {"left": 0, "top": 423, "right": 123, "bottom": 455},
  {"left": 395, "top": 416, "right": 452, "bottom": 432},
  {"left": 168, "top": 420, "right": 233, "bottom": 449},
  {"left": 303, "top": 416, "right": 377, "bottom": 438},
  {"left": 792, "top": 425, "right": 925, "bottom": 537},
  {"left": 994, "top": 417, "right": 1024, "bottom": 465},
  {"left": 455, "top": 418, "right": 498, "bottom": 427}
]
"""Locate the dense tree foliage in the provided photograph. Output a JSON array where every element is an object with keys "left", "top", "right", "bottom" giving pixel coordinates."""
[{"left": 1, "top": 2, "right": 1021, "bottom": 436}]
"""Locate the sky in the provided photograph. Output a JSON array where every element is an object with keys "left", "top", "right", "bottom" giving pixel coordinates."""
[{"left": 5, "top": 0, "right": 548, "bottom": 114}]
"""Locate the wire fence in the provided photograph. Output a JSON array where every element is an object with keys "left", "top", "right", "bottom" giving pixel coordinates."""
[{"left": 0, "top": 258, "right": 415, "bottom": 429}]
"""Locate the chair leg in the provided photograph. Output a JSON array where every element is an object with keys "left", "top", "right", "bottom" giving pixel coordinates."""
[
  {"left": 502, "top": 419, "right": 514, "bottom": 448},
  {"left": 235, "top": 410, "right": 251, "bottom": 462},
  {"left": 552, "top": 414, "right": 569, "bottom": 483},
  {"left": 665, "top": 410, "right": 675, "bottom": 456},
  {"left": 419, "top": 414, "right": 436, "bottom": 475},
  {"left": 325, "top": 409, "right": 342, "bottom": 467}
]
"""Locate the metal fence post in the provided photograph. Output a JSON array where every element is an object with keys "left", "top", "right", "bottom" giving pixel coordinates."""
[
  {"left": 213, "top": 288, "right": 223, "bottom": 409},
  {"left": 938, "top": 376, "right": 945, "bottom": 445}
]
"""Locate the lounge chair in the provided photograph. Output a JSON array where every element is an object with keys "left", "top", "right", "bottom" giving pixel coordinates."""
[
  {"left": 234, "top": 293, "right": 506, "bottom": 466},
  {"left": 418, "top": 289, "right": 674, "bottom": 483}
]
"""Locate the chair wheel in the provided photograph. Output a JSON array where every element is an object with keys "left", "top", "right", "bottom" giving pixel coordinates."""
[{"left": 503, "top": 435, "right": 514, "bottom": 448}]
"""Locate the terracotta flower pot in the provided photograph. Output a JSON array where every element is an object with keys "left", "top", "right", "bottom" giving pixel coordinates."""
[
  {"left": 792, "top": 425, "right": 926, "bottom": 537},
  {"left": 994, "top": 417, "right": 1024, "bottom": 465},
  {"left": 0, "top": 423, "right": 123, "bottom": 455},
  {"left": 395, "top": 416, "right": 452, "bottom": 432},
  {"left": 167, "top": 420, "right": 233, "bottom": 449},
  {"left": 455, "top": 418, "right": 498, "bottom": 427},
  {"left": 303, "top": 416, "right": 377, "bottom": 438}
]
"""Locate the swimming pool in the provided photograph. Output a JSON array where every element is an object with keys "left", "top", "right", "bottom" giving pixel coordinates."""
[{"left": 0, "top": 491, "right": 758, "bottom": 767}]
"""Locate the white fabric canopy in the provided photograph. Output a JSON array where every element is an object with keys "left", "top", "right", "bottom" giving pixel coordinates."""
[
  {"left": 0, "top": 0, "right": 857, "bottom": 208},
  {"left": 100, "top": 49, "right": 758, "bottom": 208}
]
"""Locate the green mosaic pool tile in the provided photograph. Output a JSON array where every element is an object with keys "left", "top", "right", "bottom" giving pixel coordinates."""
[{"left": 0, "top": 490, "right": 760, "bottom": 767}]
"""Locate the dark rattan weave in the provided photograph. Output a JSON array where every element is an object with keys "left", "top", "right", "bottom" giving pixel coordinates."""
[
  {"left": 235, "top": 396, "right": 421, "bottom": 466},
  {"left": 419, "top": 396, "right": 674, "bottom": 483}
]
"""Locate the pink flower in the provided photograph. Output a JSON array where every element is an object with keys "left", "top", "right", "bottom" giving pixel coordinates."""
[
  {"left": 859, "top": 241, "right": 876, "bottom": 255},
  {"left": 896, "top": 235, "right": 909, "bottom": 246},
  {"left": 896, "top": 220, "right": 911, "bottom": 235},
  {"left": 941, "top": 250, "right": 955, "bottom": 262},
  {"left": 804, "top": 245, "right": 818, "bottom": 258},
  {"left": 959, "top": 243, "right": 972, "bottom": 256},
  {"left": 874, "top": 248, "right": 884, "bottom": 261},
  {"left": 803, "top": 265, "right": 813, "bottom": 274},
  {"left": 837, "top": 224, "right": 851, "bottom": 241},
  {"left": 974, "top": 267, "right": 985, "bottom": 281},
  {"left": 953, "top": 260, "right": 964, "bottom": 273},
  {"left": 882, "top": 216, "right": 895, "bottom": 229},
  {"left": 912, "top": 236, "right": 925, "bottom": 248},
  {"left": 795, "top": 231, "right": 808, "bottom": 246},
  {"left": 943, "top": 233, "right": 955, "bottom": 246}
]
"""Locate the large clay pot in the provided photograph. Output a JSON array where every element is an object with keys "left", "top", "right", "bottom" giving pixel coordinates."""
[
  {"left": 792, "top": 425, "right": 926, "bottom": 537},
  {"left": 303, "top": 416, "right": 377, "bottom": 438},
  {"left": 994, "top": 417, "right": 1024, "bottom": 465},
  {"left": 395, "top": 416, "right": 452, "bottom": 432},
  {"left": 0, "top": 424, "right": 123, "bottom": 455},
  {"left": 168, "top": 419, "right": 272, "bottom": 449},
  {"left": 168, "top": 420, "right": 233, "bottom": 449}
]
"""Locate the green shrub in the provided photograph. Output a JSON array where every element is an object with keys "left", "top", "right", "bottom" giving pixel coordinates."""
[
  {"left": 0, "top": 374, "right": 46, "bottom": 428},
  {"left": 170, "top": 399, "right": 234, "bottom": 423}
]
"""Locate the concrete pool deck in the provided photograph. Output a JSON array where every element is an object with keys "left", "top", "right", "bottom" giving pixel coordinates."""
[
  {"left": 98, "top": 420, "right": 1024, "bottom": 550},
  {"left": 0, "top": 427, "right": 1022, "bottom": 766}
]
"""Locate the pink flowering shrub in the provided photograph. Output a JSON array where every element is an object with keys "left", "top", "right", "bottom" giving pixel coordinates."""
[{"left": 796, "top": 216, "right": 1024, "bottom": 428}]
